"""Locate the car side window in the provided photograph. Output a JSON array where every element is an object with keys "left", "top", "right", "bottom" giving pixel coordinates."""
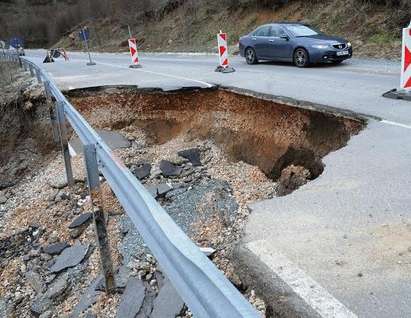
[
  {"left": 254, "top": 26, "right": 271, "bottom": 37},
  {"left": 269, "top": 25, "right": 287, "bottom": 37},
  {"left": 269, "top": 25, "right": 280, "bottom": 37}
]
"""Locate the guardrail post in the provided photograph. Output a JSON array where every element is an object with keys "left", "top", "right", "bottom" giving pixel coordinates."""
[
  {"left": 83, "top": 143, "right": 115, "bottom": 293},
  {"left": 35, "top": 69, "right": 42, "bottom": 83},
  {"left": 18, "top": 57, "right": 22, "bottom": 68},
  {"left": 44, "top": 81, "right": 60, "bottom": 143},
  {"left": 29, "top": 64, "right": 34, "bottom": 77},
  {"left": 55, "top": 101, "right": 74, "bottom": 187},
  {"left": 23, "top": 61, "right": 27, "bottom": 71}
]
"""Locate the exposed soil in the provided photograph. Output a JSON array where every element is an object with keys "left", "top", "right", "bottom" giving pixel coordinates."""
[
  {"left": 0, "top": 65, "right": 55, "bottom": 190},
  {"left": 0, "top": 81, "right": 365, "bottom": 317},
  {"left": 66, "top": 86, "right": 364, "bottom": 193}
]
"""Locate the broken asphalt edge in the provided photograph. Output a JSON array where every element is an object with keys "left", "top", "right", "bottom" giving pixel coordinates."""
[
  {"left": 232, "top": 240, "right": 358, "bottom": 318},
  {"left": 62, "top": 83, "right": 379, "bottom": 126}
]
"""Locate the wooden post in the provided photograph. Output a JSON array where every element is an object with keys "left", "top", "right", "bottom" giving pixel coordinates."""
[
  {"left": 55, "top": 101, "right": 74, "bottom": 187},
  {"left": 83, "top": 143, "right": 115, "bottom": 293}
]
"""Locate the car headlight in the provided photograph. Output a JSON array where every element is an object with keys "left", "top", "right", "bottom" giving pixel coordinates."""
[
  {"left": 312, "top": 44, "right": 329, "bottom": 49},
  {"left": 347, "top": 42, "right": 352, "bottom": 48}
]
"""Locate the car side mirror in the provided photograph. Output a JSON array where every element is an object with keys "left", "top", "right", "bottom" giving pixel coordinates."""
[{"left": 280, "top": 35, "right": 290, "bottom": 41}]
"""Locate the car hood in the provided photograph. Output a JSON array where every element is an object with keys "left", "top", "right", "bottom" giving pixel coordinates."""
[{"left": 297, "top": 34, "right": 347, "bottom": 43}]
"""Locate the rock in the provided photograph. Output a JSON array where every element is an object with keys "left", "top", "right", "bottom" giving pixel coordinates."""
[
  {"left": 68, "top": 213, "right": 93, "bottom": 229},
  {"left": 277, "top": 164, "right": 311, "bottom": 196},
  {"left": 45, "top": 274, "right": 68, "bottom": 299},
  {"left": 70, "top": 276, "right": 102, "bottom": 318},
  {"left": 150, "top": 279, "right": 184, "bottom": 318},
  {"left": 159, "top": 160, "right": 182, "bottom": 177},
  {"left": 95, "top": 265, "right": 131, "bottom": 291},
  {"left": 116, "top": 277, "right": 145, "bottom": 318},
  {"left": 47, "top": 177, "right": 68, "bottom": 189},
  {"left": 85, "top": 311, "right": 97, "bottom": 318},
  {"left": 132, "top": 163, "right": 151, "bottom": 180},
  {"left": 42, "top": 242, "right": 70, "bottom": 256},
  {"left": 0, "top": 191, "right": 7, "bottom": 204},
  {"left": 200, "top": 247, "right": 216, "bottom": 257},
  {"left": 31, "top": 296, "right": 52, "bottom": 316},
  {"left": 49, "top": 243, "right": 89, "bottom": 273},
  {"left": 39, "top": 311, "right": 53, "bottom": 318},
  {"left": 156, "top": 183, "right": 173, "bottom": 197},
  {"left": 178, "top": 148, "right": 202, "bottom": 166},
  {"left": 25, "top": 271, "right": 45, "bottom": 294},
  {"left": 116, "top": 266, "right": 131, "bottom": 290},
  {"left": 144, "top": 185, "right": 158, "bottom": 198},
  {"left": 136, "top": 287, "right": 156, "bottom": 318}
]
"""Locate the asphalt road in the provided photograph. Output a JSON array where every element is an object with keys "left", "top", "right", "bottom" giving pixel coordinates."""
[{"left": 26, "top": 50, "right": 411, "bottom": 317}]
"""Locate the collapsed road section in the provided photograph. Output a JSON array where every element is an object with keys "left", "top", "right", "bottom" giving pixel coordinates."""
[
  {"left": 66, "top": 86, "right": 364, "bottom": 195},
  {"left": 0, "top": 60, "right": 365, "bottom": 317}
]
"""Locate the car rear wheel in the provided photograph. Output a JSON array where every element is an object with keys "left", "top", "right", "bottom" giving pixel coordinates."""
[
  {"left": 245, "top": 47, "right": 258, "bottom": 65},
  {"left": 293, "top": 48, "right": 309, "bottom": 67}
]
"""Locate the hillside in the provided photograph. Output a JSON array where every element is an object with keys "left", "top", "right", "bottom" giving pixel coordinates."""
[{"left": 1, "top": 0, "right": 410, "bottom": 59}]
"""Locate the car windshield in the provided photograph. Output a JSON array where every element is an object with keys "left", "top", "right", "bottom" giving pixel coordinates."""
[{"left": 285, "top": 24, "right": 319, "bottom": 37}]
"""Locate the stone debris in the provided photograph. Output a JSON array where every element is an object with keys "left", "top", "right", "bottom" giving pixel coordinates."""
[
  {"left": 150, "top": 279, "right": 184, "bottom": 318},
  {"left": 25, "top": 270, "right": 45, "bottom": 294},
  {"left": 47, "top": 176, "right": 68, "bottom": 189},
  {"left": 156, "top": 183, "right": 173, "bottom": 197},
  {"left": 200, "top": 247, "right": 216, "bottom": 257},
  {"left": 42, "top": 242, "right": 70, "bottom": 255},
  {"left": 131, "top": 162, "right": 152, "bottom": 180},
  {"left": 70, "top": 276, "right": 102, "bottom": 318},
  {"left": 49, "top": 243, "right": 89, "bottom": 273},
  {"left": 159, "top": 160, "right": 183, "bottom": 177},
  {"left": 116, "top": 277, "right": 145, "bottom": 318},
  {"left": 68, "top": 213, "right": 93, "bottom": 229},
  {"left": 144, "top": 183, "right": 173, "bottom": 199},
  {"left": 178, "top": 148, "right": 202, "bottom": 166},
  {"left": 0, "top": 191, "right": 7, "bottom": 204}
]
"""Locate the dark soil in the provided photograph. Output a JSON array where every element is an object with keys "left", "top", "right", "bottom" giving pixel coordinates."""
[{"left": 66, "top": 86, "right": 365, "bottom": 191}]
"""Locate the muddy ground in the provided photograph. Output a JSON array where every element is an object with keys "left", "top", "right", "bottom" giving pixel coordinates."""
[{"left": 0, "top": 73, "right": 365, "bottom": 317}]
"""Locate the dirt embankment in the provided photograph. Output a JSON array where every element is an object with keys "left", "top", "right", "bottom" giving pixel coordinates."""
[
  {"left": 0, "top": 65, "right": 55, "bottom": 191},
  {"left": 53, "top": 0, "right": 409, "bottom": 59},
  {"left": 67, "top": 87, "right": 364, "bottom": 195}
]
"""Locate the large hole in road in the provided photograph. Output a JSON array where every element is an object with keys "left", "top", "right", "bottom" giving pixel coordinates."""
[{"left": 66, "top": 86, "right": 364, "bottom": 195}]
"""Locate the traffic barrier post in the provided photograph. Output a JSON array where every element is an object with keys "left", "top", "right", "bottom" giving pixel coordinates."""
[
  {"left": 35, "top": 69, "right": 42, "bottom": 83},
  {"left": 401, "top": 22, "right": 411, "bottom": 91},
  {"left": 55, "top": 101, "right": 74, "bottom": 187},
  {"left": 44, "top": 81, "right": 60, "bottom": 143},
  {"left": 128, "top": 38, "right": 142, "bottom": 68},
  {"left": 29, "top": 64, "right": 34, "bottom": 77},
  {"left": 83, "top": 143, "right": 116, "bottom": 293},
  {"left": 215, "top": 31, "right": 235, "bottom": 73}
]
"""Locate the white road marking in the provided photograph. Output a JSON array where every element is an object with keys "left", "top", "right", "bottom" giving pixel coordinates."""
[
  {"left": 246, "top": 240, "right": 358, "bottom": 318},
  {"left": 95, "top": 61, "right": 214, "bottom": 88},
  {"left": 381, "top": 119, "right": 411, "bottom": 129}
]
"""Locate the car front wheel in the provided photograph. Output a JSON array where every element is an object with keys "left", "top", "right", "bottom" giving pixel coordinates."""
[
  {"left": 293, "top": 48, "right": 309, "bottom": 67},
  {"left": 245, "top": 47, "right": 258, "bottom": 65}
]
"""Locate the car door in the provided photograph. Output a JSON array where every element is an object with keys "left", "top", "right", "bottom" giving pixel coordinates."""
[
  {"left": 250, "top": 25, "right": 272, "bottom": 58},
  {"left": 266, "top": 25, "right": 293, "bottom": 60}
]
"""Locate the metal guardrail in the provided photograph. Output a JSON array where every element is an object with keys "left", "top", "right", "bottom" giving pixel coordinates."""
[{"left": 0, "top": 51, "right": 260, "bottom": 318}]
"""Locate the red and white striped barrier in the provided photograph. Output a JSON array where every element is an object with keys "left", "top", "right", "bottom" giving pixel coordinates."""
[
  {"left": 215, "top": 31, "right": 235, "bottom": 73},
  {"left": 401, "top": 23, "right": 411, "bottom": 90},
  {"left": 128, "top": 38, "right": 142, "bottom": 68}
]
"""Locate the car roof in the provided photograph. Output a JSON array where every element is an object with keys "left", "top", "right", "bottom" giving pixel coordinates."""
[{"left": 255, "top": 22, "right": 308, "bottom": 29}]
